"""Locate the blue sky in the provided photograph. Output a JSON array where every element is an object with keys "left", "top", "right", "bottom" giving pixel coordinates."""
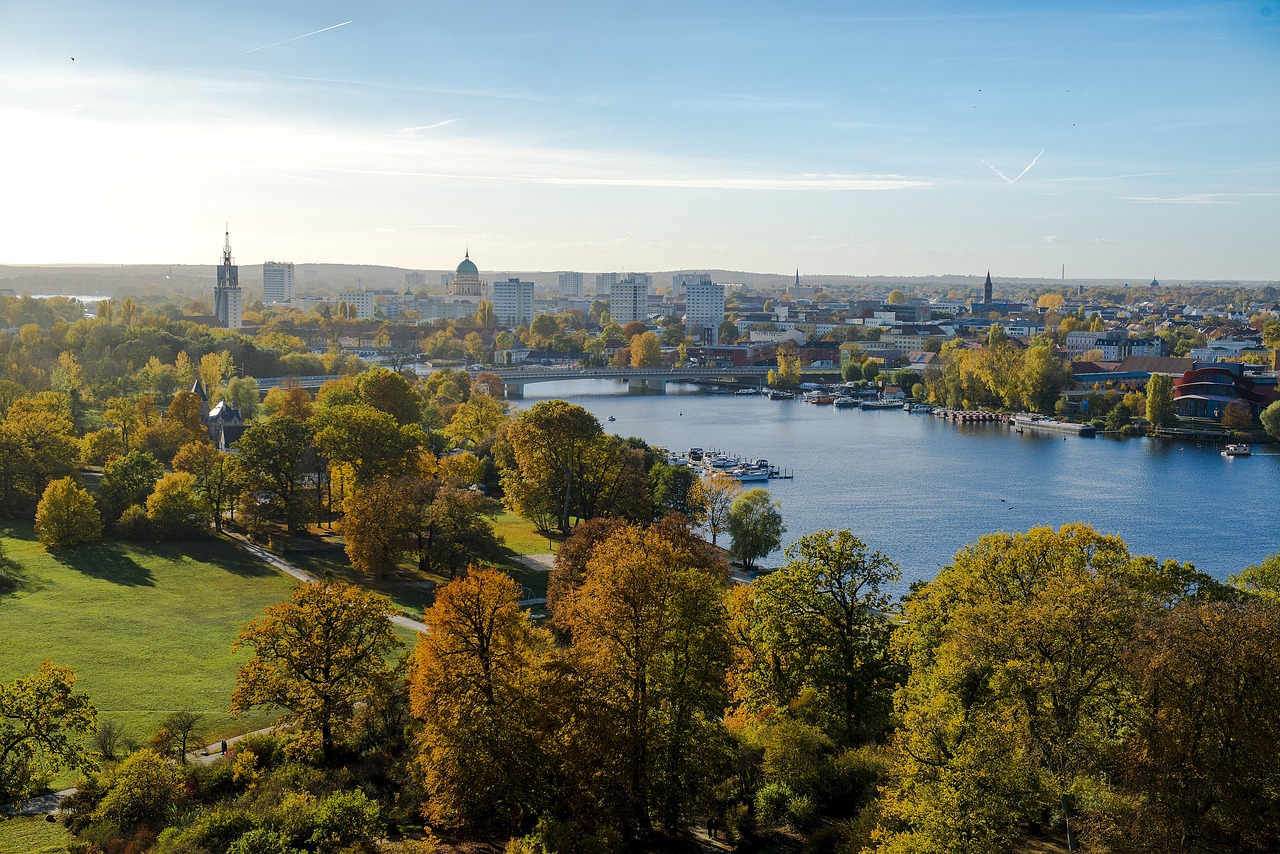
[{"left": 0, "top": 1, "right": 1276, "bottom": 279}]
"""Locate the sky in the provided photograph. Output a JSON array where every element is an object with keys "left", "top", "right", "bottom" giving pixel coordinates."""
[{"left": 0, "top": 1, "right": 1277, "bottom": 279}]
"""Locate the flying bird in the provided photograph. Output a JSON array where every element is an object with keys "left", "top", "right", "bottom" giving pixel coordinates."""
[{"left": 242, "top": 20, "right": 352, "bottom": 55}]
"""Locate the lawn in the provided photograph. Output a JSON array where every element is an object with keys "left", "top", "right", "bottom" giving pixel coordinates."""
[
  {"left": 0, "top": 523, "right": 297, "bottom": 756},
  {"left": 281, "top": 512, "right": 557, "bottom": 619},
  {"left": 0, "top": 816, "right": 75, "bottom": 854}
]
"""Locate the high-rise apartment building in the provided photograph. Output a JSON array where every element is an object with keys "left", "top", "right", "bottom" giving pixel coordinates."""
[
  {"left": 262, "top": 261, "right": 295, "bottom": 304},
  {"left": 672, "top": 272, "right": 712, "bottom": 298},
  {"left": 558, "top": 271, "right": 583, "bottom": 297},
  {"left": 609, "top": 274, "right": 649, "bottom": 324},
  {"left": 405, "top": 271, "right": 427, "bottom": 288},
  {"left": 214, "top": 230, "right": 243, "bottom": 329},
  {"left": 685, "top": 278, "right": 725, "bottom": 344},
  {"left": 595, "top": 272, "right": 618, "bottom": 296},
  {"left": 492, "top": 277, "right": 534, "bottom": 327}
]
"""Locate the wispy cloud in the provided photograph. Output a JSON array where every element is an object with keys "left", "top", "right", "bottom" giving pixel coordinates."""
[
  {"left": 1124, "top": 193, "right": 1242, "bottom": 205},
  {"left": 398, "top": 119, "right": 460, "bottom": 134},
  {"left": 241, "top": 21, "right": 353, "bottom": 55},
  {"left": 1043, "top": 235, "right": 1063, "bottom": 244}
]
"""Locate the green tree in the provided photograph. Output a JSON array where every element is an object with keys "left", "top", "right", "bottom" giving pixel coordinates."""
[
  {"left": 1018, "top": 344, "right": 1072, "bottom": 414},
  {"left": 1145, "top": 373, "right": 1176, "bottom": 426},
  {"left": 34, "top": 478, "right": 103, "bottom": 547},
  {"left": 649, "top": 461, "right": 704, "bottom": 522},
  {"left": 0, "top": 661, "right": 98, "bottom": 805},
  {"left": 233, "top": 417, "right": 313, "bottom": 531},
  {"left": 475, "top": 299, "right": 497, "bottom": 327},
  {"left": 410, "top": 567, "right": 553, "bottom": 833},
  {"left": 504, "top": 400, "right": 603, "bottom": 535},
  {"left": 727, "top": 487, "right": 785, "bottom": 571},
  {"left": 311, "top": 404, "right": 423, "bottom": 485},
  {"left": 172, "top": 442, "right": 239, "bottom": 532},
  {"left": 443, "top": 393, "right": 506, "bottom": 448},
  {"left": 730, "top": 530, "right": 901, "bottom": 746},
  {"left": 224, "top": 376, "right": 261, "bottom": 421},
  {"left": 355, "top": 367, "right": 422, "bottom": 426},
  {"left": 1261, "top": 400, "right": 1280, "bottom": 440},
  {"left": 97, "top": 450, "right": 165, "bottom": 522},
  {"left": 232, "top": 580, "right": 403, "bottom": 763},
  {"left": 91, "top": 748, "right": 183, "bottom": 830}
]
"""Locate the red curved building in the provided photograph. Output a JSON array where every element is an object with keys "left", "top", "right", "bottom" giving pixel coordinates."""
[{"left": 1173, "top": 362, "right": 1273, "bottom": 419}]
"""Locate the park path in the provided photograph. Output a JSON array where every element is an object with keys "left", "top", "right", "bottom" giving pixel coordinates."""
[{"left": 227, "top": 533, "right": 429, "bottom": 634}]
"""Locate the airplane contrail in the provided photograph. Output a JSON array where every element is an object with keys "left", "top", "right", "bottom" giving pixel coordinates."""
[
  {"left": 981, "top": 148, "right": 1045, "bottom": 184},
  {"left": 242, "top": 21, "right": 353, "bottom": 55}
]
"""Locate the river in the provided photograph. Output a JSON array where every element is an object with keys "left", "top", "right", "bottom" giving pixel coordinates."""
[{"left": 520, "top": 380, "right": 1275, "bottom": 590}]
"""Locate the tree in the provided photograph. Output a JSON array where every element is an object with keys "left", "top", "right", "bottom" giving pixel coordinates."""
[
  {"left": 1018, "top": 344, "right": 1072, "bottom": 414},
  {"left": 355, "top": 367, "right": 422, "bottom": 426},
  {"left": 161, "top": 711, "right": 203, "bottom": 764},
  {"left": 546, "top": 517, "right": 630, "bottom": 625},
  {"left": 34, "top": 478, "right": 103, "bottom": 548},
  {"left": 727, "top": 487, "right": 785, "bottom": 571},
  {"left": 420, "top": 486, "right": 503, "bottom": 578},
  {"left": 560, "top": 524, "right": 731, "bottom": 833},
  {"left": 1221, "top": 399, "right": 1254, "bottom": 430},
  {"left": 887, "top": 289, "right": 907, "bottom": 305},
  {"left": 475, "top": 299, "right": 496, "bottom": 328},
  {"left": 342, "top": 478, "right": 417, "bottom": 577},
  {"left": 1145, "top": 372, "right": 1176, "bottom": 426},
  {"left": 0, "top": 661, "right": 98, "bottom": 805},
  {"left": 0, "top": 406, "right": 80, "bottom": 518},
  {"left": 649, "top": 461, "right": 704, "bottom": 522},
  {"left": 695, "top": 471, "right": 741, "bottom": 547},
  {"left": 718, "top": 319, "right": 740, "bottom": 344},
  {"left": 311, "top": 404, "right": 423, "bottom": 485},
  {"left": 223, "top": 376, "right": 261, "bottom": 421},
  {"left": 232, "top": 580, "right": 402, "bottom": 763},
  {"left": 1261, "top": 401, "right": 1280, "bottom": 440},
  {"left": 233, "top": 416, "right": 313, "bottom": 531},
  {"left": 262, "top": 386, "right": 314, "bottom": 420},
  {"left": 443, "top": 393, "right": 506, "bottom": 448},
  {"left": 1038, "top": 293, "right": 1066, "bottom": 310},
  {"left": 876, "top": 524, "right": 1220, "bottom": 853},
  {"left": 630, "top": 331, "right": 663, "bottom": 368},
  {"left": 409, "top": 568, "right": 553, "bottom": 832},
  {"left": 97, "top": 450, "right": 164, "bottom": 522},
  {"left": 145, "top": 472, "right": 212, "bottom": 539},
  {"left": 504, "top": 400, "right": 603, "bottom": 535},
  {"left": 730, "top": 530, "right": 901, "bottom": 746},
  {"left": 172, "top": 442, "right": 239, "bottom": 532}
]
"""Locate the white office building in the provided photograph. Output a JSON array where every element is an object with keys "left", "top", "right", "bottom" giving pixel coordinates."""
[
  {"left": 262, "top": 261, "right": 295, "bottom": 304},
  {"left": 610, "top": 274, "right": 650, "bottom": 324},
  {"left": 492, "top": 277, "right": 535, "bottom": 327},
  {"left": 685, "top": 279, "right": 726, "bottom": 344},
  {"left": 558, "top": 271, "right": 583, "bottom": 297}
]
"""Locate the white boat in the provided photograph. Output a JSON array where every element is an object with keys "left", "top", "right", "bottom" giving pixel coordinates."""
[
  {"left": 833, "top": 396, "right": 859, "bottom": 408},
  {"left": 726, "top": 465, "right": 771, "bottom": 482},
  {"left": 860, "top": 399, "right": 902, "bottom": 410},
  {"left": 1223, "top": 443, "right": 1251, "bottom": 457}
]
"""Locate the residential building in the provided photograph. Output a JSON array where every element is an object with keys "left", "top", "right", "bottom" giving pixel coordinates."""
[
  {"left": 493, "top": 277, "right": 535, "bottom": 327},
  {"left": 558, "top": 271, "right": 583, "bottom": 297},
  {"left": 610, "top": 274, "right": 649, "bottom": 324},
  {"left": 685, "top": 278, "right": 726, "bottom": 344},
  {"left": 338, "top": 289, "right": 374, "bottom": 319},
  {"left": 214, "top": 230, "right": 243, "bottom": 329},
  {"left": 405, "top": 272, "right": 426, "bottom": 288},
  {"left": 262, "top": 261, "right": 295, "bottom": 304},
  {"left": 595, "top": 272, "right": 618, "bottom": 296}
]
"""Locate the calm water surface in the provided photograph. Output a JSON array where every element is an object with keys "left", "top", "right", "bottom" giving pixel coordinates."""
[{"left": 522, "top": 380, "right": 1276, "bottom": 589}]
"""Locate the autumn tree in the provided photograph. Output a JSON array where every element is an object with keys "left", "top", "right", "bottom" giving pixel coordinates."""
[
  {"left": 355, "top": 366, "right": 423, "bottom": 425},
  {"left": 727, "top": 487, "right": 785, "bottom": 571},
  {"left": 262, "top": 385, "right": 314, "bottom": 420},
  {"left": 145, "top": 472, "right": 211, "bottom": 539},
  {"left": 630, "top": 331, "right": 663, "bottom": 368},
  {"left": 1145, "top": 372, "right": 1176, "bottom": 426},
  {"left": 0, "top": 405, "right": 80, "bottom": 518},
  {"left": 409, "top": 568, "right": 553, "bottom": 833},
  {"left": 730, "top": 530, "right": 901, "bottom": 746},
  {"left": 34, "top": 478, "right": 103, "bottom": 547},
  {"left": 223, "top": 376, "right": 261, "bottom": 420},
  {"left": 560, "top": 524, "right": 732, "bottom": 833},
  {"left": 232, "top": 580, "right": 403, "bottom": 763},
  {"left": 546, "top": 517, "right": 630, "bottom": 626},
  {"left": 233, "top": 416, "right": 313, "bottom": 531},
  {"left": 0, "top": 661, "right": 98, "bottom": 804},
  {"left": 443, "top": 393, "right": 506, "bottom": 448},
  {"left": 1221, "top": 399, "right": 1254, "bottom": 430},
  {"left": 342, "top": 478, "right": 417, "bottom": 577},
  {"left": 311, "top": 404, "right": 424, "bottom": 485},
  {"left": 695, "top": 471, "right": 741, "bottom": 547}
]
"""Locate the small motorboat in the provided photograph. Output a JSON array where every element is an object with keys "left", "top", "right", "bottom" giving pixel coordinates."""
[{"left": 1222, "top": 443, "right": 1251, "bottom": 457}]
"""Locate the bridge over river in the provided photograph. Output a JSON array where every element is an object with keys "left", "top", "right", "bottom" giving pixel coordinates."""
[{"left": 253, "top": 365, "right": 840, "bottom": 398}]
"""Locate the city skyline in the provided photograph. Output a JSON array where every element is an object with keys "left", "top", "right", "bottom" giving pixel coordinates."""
[{"left": 0, "top": 1, "right": 1277, "bottom": 279}]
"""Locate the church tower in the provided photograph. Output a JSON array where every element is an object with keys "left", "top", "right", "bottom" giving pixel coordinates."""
[{"left": 214, "top": 229, "right": 243, "bottom": 329}]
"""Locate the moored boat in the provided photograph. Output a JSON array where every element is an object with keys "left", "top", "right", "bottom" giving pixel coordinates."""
[{"left": 1223, "top": 443, "right": 1251, "bottom": 457}]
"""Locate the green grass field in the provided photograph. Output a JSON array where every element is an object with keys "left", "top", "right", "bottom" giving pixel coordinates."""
[
  {"left": 0, "top": 523, "right": 297, "bottom": 754},
  {"left": 0, "top": 816, "right": 75, "bottom": 854}
]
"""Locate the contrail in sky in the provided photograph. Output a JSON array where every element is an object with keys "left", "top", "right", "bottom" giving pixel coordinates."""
[
  {"left": 981, "top": 148, "right": 1045, "bottom": 184},
  {"left": 242, "top": 21, "right": 352, "bottom": 55}
]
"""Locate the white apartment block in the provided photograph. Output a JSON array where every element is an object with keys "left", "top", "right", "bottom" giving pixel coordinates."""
[
  {"left": 684, "top": 279, "right": 725, "bottom": 344},
  {"left": 262, "top": 261, "right": 295, "bottom": 304},
  {"left": 492, "top": 278, "right": 535, "bottom": 327},
  {"left": 558, "top": 271, "right": 583, "bottom": 297},
  {"left": 610, "top": 277, "right": 649, "bottom": 324},
  {"left": 595, "top": 272, "right": 618, "bottom": 296},
  {"left": 338, "top": 290, "right": 375, "bottom": 319}
]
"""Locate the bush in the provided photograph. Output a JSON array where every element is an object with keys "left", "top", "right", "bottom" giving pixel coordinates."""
[
  {"left": 146, "top": 472, "right": 211, "bottom": 539},
  {"left": 227, "top": 828, "right": 302, "bottom": 854},
  {"left": 154, "top": 807, "right": 255, "bottom": 854},
  {"left": 92, "top": 749, "right": 184, "bottom": 831},
  {"left": 115, "top": 505, "right": 153, "bottom": 540},
  {"left": 308, "top": 789, "right": 381, "bottom": 853}
]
